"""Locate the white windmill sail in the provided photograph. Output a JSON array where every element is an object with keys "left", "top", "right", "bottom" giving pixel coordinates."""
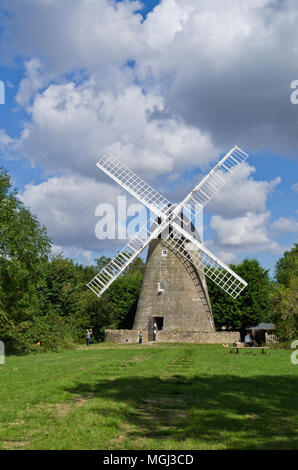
[
  {"left": 88, "top": 146, "right": 249, "bottom": 298},
  {"left": 97, "top": 154, "right": 172, "bottom": 218},
  {"left": 170, "top": 146, "right": 248, "bottom": 227},
  {"left": 87, "top": 217, "right": 161, "bottom": 297},
  {"left": 166, "top": 223, "right": 247, "bottom": 299},
  {"left": 97, "top": 146, "right": 248, "bottom": 226}
]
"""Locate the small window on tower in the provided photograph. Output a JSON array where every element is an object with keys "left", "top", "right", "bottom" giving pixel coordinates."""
[
  {"left": 158, "top": 282, "right": 165, "bottom": 292},
  {"left": 162, "top": 250, "right": 168, "bottom": 256}
]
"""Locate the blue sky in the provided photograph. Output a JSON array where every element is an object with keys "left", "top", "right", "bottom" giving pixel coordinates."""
[{"left": 0, "top": 0, "right": 297, "bottom": 276}]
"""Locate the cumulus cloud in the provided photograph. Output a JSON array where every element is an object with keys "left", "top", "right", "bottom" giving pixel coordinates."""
[
  {"left": 202, "top": 162, "right": 283, "bottom": 262},
  {"left": 1, "top": 0, "right": 143, "bottom": 90},
  {"left": 211, "top": 212, "right": 275, "bottom": 248},
  {"left": 140, "top": 0, "right": 298, "bottom": 156},
  {"left": 207, "top": 163, "right": 281, "bottom": 217},
  {"left": 51, "top": 244, "right": 93, "bottom": 265},
  {"left": 270, "top": 216, "right": 298, "bottom": 233},
  {"left": 1, "top": 0, "right": 297, "bottom": 262},
  {"left": 2, "top": 0, "right": 298, "bottom": 158},
  {"left": 19, "top": 173, "right": 153, "bottom": 258},
  {"left": 0, "top": 129, "right": 14, "bottom": 146},
  {"left": 19, "top": 175, "right": 125, "bottom": 252},
  {"left": 15, "top": 58, "right": 46, "bottom": 107},
  {"left": 207, "top": 211, "right": 282, "bottom": 264},
  {"left": 11, "top": 81, "right": 217, "bottom": 180}
]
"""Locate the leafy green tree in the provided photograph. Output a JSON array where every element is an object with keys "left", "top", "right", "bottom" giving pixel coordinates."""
[
  {"left": 275, "top": 244, "right": 298, "bottom": 287},
  {"left": 75, "top": 290, "right": 114, "bottom": 342},
  {"left": 271, "top": 245, "right": 298, "bottom": 342},
  {"left": 41, "top": 254, "right": 81, "bottom": 318},
  {"left": 103, "top": 269, "right": 143, "bottom": 329},
  {"left": 0, "top": 167, "right": 145, "bottom": 352},
  {"left": 95, "top": 255, "right": 111, "bottom": 272},
  {"left": 0, "top": 168, "right": 52, "bottom": 350},
  {"left": 208, "top": 258, "right": 271, "bottom": 335},
  {"left": 207, "top": 281, "right": 241, "bottom": 330},
  {"left": 271, "top": 277, "right": 298, "bottom": 342},
  {"left": 75, "top": 255, "right": 144, "bottom": 336},
  {"left": 123, "top": 256, "right": 145, "bottom": 275}
]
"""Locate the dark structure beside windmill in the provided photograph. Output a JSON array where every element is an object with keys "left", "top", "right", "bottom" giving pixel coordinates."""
[{"left": 246, "top": 323, "right": 277, "bottom": 345}]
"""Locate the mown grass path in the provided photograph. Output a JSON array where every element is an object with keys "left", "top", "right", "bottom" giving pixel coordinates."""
[{"left": 0, "top": 343, "right": 297, "bottom": 450}]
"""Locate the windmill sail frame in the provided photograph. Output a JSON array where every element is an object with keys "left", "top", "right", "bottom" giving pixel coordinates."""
[{"left": 88, "top": 146, "right": 249, "bottom": 299}]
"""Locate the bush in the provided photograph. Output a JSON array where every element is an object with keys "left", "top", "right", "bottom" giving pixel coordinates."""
[
  {"left": 3, "top": 312, "right": 75, "bottom": 354},
  {"left": 271, "top": 277, "right": 298, "bottom": 343}
]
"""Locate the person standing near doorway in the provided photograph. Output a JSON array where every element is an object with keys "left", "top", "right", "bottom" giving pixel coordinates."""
[{"left": 153, "top": 321, "right": 157, "bottom": 341}]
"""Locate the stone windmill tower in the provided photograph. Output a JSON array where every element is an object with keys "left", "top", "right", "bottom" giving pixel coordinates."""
[
  {"left": 133, "top": 224, "right": 214, "bottom": 340},
  {"left": 88, "top": 146, "right": 249, "bottom": 343}
]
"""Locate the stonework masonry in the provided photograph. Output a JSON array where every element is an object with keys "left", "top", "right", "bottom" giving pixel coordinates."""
[
  {"left": 155, "top": 330, "right": 240, "bottom": 343},
  {"left": 104, "top": 239, "right": 240, "bottom": 345},
  {"left": 133, "top": 239, "right": 214, "bottom": 338},
  {"left": 105, "top": 329, "right": 148, "bottom": 344},
  {"left": 104, "top": 329, "right": 240, "bottom": 344}
]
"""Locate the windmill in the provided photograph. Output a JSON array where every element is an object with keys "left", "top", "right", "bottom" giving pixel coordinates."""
[{"left": 87, "top": 146, "right": 249, "bottom": 340}]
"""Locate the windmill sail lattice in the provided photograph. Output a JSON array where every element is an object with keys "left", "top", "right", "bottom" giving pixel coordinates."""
[
  {"left": 88, "top": 146, "right": 249, "bottom": 299},
  {"left": 165, "top": 224, "right": 247, "bottom": 298},
  {"left": 96, "top": 155, "right": 171, "bottom": 218}
]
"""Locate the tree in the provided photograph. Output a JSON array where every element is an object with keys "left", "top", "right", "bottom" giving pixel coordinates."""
[
  {"left": 95, "top": 255, "right": 111, "bottom": 272},
  {"left": 271, "top": 245, "right": 298, "bottom": 342},
  {"left": 275, "top": 244, "right": 298, "bottom": 287},
  {"left": 270, "top": 277, "right": 298, "bottom": 342},
  {"left": 0, "top": 168, "right": 52, "bottom": 351},
  {"left": 0, "top": 169, "right": 51, "bottom": 320},
  {"left": 207, "top": 258, "right": 271, "bottom": 335},
  {"left": 0, "top": 168, "right": 145, "bottom": 352},
  {"left": 123, "top": 256, "right": 145, "bottom": 275},
  {"left": 103, "top": 269, "right": 143, "bottom": 329},
  {"left": 41, "top": 254, "right": 81, "bottom": 318}
]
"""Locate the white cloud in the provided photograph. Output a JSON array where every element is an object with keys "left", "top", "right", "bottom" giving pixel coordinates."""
[
  {"left": 19, "top": 173, "right": 153, "bottom": 259},
  {"left": 1, "top": 0, "right": 143, "bottom": 92},
  {"left": 210, "top": 212, "right": 276, "bottom": 248},
  {"left": 15, "top": 58, "right": 45, "bottom": 106},
  {"left": 0, "top": 129, "right": 14, "bottom": 146},
  {"left": 11, "top": 81, "right": 218, "bottom": 180},
  {"left": 2, "top": 0, "right": 298, "bottom": 156},
  {"left": 207, "top": 163, "right": 281, "bottom": 217},
  {"left": 292, "top": 183, "right": 298, "bottom": 193},
  {"left": 207, "top": 211, "right": 282, "bottom": 264},
  {"left": 140, "top": 0, "right": 298, "bottom": 155},
  {"left": 203, "top": 161, "right": 283, "bottom": 263},
  {"left": 270, "top": 217, "right": 298, "bottom": 233},
  {"left": 19, "top": 175, "right": 123, "bottom": 252},
  {"left": 1, "top": 0, "right": 297, "bottom": 265},
  {"left": 51, "top": 244, "right": 93, "bottom": 265}
]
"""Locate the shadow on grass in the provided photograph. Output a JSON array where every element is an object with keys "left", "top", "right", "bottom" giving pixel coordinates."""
[{"left": 65, "top": 374, "right": 298, "bottom": 450}]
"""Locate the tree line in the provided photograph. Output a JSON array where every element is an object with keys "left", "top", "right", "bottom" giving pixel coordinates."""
[{"left": 0, "top": 168, "right": 297, "bottom": 353}]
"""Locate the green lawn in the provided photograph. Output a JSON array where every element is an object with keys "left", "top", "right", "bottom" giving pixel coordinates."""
[{"left": 0, "top": 343, "right": 297, "bottom": 450}]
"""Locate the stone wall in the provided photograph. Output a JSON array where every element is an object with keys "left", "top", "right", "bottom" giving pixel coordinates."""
[
  {"left": 156, "top": 330, "right": 240, "bottom": 344},
  {"left": 105, "top": 329, "right": 239, "bottom": 344},
  {"left": 105, "top": 329, "right": 148, "bottom": 344}
]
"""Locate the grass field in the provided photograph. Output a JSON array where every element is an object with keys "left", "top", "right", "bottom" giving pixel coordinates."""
[{"left": 0, "top": 343, "right": 297, "bottom": 450}]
